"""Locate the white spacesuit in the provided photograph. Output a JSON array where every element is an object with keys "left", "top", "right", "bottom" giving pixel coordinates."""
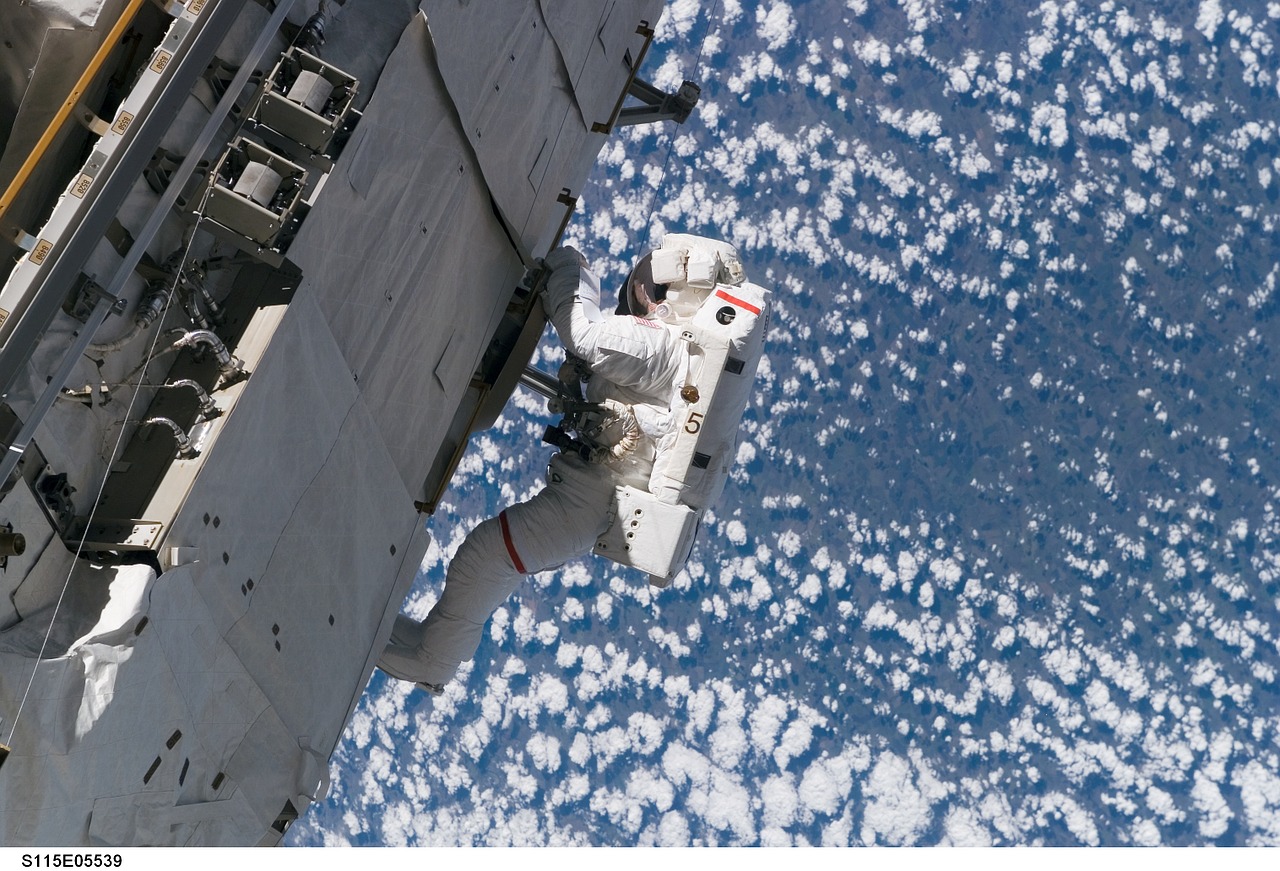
[{"left": 379, "top": 236, "right": 768, "bottom": 694}]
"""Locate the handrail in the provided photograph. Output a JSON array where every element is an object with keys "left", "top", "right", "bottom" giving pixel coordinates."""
[{"left": 0, "top": 0, "right": 150, "bottom": 227}]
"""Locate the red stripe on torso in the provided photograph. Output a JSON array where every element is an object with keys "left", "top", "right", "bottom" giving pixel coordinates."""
[{"left": 714, "top": 288, "right": 762, "bottom": 315}]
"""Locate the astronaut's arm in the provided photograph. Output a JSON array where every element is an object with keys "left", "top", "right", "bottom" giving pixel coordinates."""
[
  {"left": 542, "top": 246, "right": 604, "bottom": 333},
  {"left": 542, "top": 247, "right": 680, "bottom": 394}
]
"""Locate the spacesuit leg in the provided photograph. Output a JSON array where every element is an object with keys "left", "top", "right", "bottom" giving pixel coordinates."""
[{"left": 378, "top": 459, "right": 615, "bottom": 690}]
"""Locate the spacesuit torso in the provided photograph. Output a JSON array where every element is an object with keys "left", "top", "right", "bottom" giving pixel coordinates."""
[
  {"left": 542, "top": 246, "right": 685, "bottom": 492},
  {"left": 542, "top": 237, "right": 771, "bottom": 583}
]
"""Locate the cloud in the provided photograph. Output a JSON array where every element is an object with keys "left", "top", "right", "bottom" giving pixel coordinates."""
[
  {"left": 1195, "top": 0, "right": 1224, "bottom": 41},
  {"left": 756, "top": 2, "right": 797, "bottom": 51},
  {"left": 859, "top": 752, "right": 931, "bottom": 844}
]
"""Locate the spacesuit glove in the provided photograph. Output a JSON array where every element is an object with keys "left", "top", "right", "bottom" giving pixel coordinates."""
[
  {"left": 544, "top": 246, "right": 586, "bottom": 273},
  {"left": 542, "top": 246, "right": 588, "bottom": 318}
]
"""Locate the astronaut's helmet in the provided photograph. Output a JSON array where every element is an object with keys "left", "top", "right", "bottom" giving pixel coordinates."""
[
  {"left": 616, "top": 234, "right": 747, "bottom": 322},
  {"left": 616, "top": 250, "right": 669, "bottom": 318}
]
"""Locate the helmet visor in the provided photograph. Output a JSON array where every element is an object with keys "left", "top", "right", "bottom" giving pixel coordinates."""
[{"left": 617, "top": 253, "right": 668, "bottom": 316}]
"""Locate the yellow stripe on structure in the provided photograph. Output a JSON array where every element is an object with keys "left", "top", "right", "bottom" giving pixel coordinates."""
[{"left": 0, "top": 0, "right": 151, "bottom": 226}]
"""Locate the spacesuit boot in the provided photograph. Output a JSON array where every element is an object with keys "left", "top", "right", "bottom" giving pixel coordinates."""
[
  {"left": 377, "top": 511, "right": 522, "bottom": 693},
  {"left": 377, "top": 644, "right": 447, "bottom": 695},
  {"left": 377, "top": 616, "right": 445, "bottom": 694}
]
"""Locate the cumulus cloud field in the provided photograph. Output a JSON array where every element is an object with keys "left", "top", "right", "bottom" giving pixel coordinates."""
[{"left": 288, "top": 0, "right": 1280, "bottom": 846}]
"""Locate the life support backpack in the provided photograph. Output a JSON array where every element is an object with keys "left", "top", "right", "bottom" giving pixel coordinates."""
[{"left": 592, "top": 235, "right": 771, "bottom": 587}]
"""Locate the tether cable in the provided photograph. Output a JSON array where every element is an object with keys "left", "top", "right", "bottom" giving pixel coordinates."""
[{"left": 640, "top": 0, "right": 721, "bottom": 251}]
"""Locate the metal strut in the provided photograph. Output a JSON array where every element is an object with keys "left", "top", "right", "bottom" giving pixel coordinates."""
[
  {"left": 517, "top": 365, "right": 562, "bottom": 402},
  {"left": 591, "top": 22, "right": 701, "bottom": 134},
  {"left": 616, "top": 78, "right": 701, "bottom": 127}
]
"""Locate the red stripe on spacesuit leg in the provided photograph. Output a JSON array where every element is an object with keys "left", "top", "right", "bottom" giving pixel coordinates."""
[
  {"left": 498, "top": 510, "right": 528, "bottom": 574},
  {"left": 714, "top": 288, "right": 762, "bottom": 315}
]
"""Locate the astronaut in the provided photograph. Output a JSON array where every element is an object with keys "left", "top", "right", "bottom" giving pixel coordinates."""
[{"left": 378, "top": 236, "right": 766, "bottom": 694}]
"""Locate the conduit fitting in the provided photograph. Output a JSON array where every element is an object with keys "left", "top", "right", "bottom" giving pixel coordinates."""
[
  {"left": 169, "top": 258, "right": 222, "bottom": 329},
  {"left": 166, "top": 379, "right": 219, "bottom": 419},
  {"left": 143, "top": 417, "right": 197, "bottom": 459},
  {"left": 187, "top": 269, "right": 223, "bottom": 326},
  {"left": 88, "top": 280, "right": 167, "bottom": 354},
  {"left": 0, "top": 531, "right": 26, "bottom": 557},
  {"left": 136, "top": 280, "right": 170, "bottom": 328},
  {"left": 175, "top": 330, "right": 244, "bottom": 379}
]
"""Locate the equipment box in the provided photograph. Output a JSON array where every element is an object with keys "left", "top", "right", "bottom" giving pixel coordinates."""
[
  {"left": 204, "top": 138, "right": 308, "bottom": 246},
  {"left": 252, "top": 48, "right": 358, "bottom": 154},
  {"left": 593, "top": 485, "right": 698, "bottom": 587}
]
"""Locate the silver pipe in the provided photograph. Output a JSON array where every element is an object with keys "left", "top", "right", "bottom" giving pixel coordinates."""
[
  {"left": 175, "top": 329, "right": 243, "bottom": 378},
  {"left": 519, "top": 366, "right": 562, "bottom": 401},
  {"left": 166, "top": 379, "right": 218, "bottom": 418},
  {"left": 117, "top": 328, "right": 240, "bottom": 389},
  {"left": 143, "top": 417, "right": 196, "bottom": 458}
]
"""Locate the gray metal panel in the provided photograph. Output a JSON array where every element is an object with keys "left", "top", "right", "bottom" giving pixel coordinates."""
[
  {"left": 159, "top": 292, "right": 428, "bottom": 748},
  {"left": 0, "top": 290, "right": 431, "bottom": 844},
  {"left": 539, "top": 0, "right": 657, "bottom": 130},
  {"left": 0, "top": 1, "right": 655, "bottom": 844},
  {"left": 286, "top": 13, "right": 526, "bottom": 499},
  {"left": 285, "top": 5, "right": 660, "bottom": 498},
  {"left": 0, "top": 563, "right": 281, "bottom": 845},
  {"left": 422, "top": 0, "right": 661, "bottom": 252}
]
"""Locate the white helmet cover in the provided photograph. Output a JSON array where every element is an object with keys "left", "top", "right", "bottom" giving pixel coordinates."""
[{"left": 617, "top": 234, "right": 747, "bottom": 321}]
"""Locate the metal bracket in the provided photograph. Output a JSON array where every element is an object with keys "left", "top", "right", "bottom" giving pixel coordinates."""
[
  {"left": 616, "top": 78, "right": 701, "bottom": 127},
  {"left": 84, "top": 280, "right": 127, "bottom": 315},
  {"left": 143, "top": 147, "right": 185, "bottom": 196},
  {"left": 592, "top": 22, "right": 656, "bottom": 134},
  {"left": 149, "top": 0, "right": 186, "bottom": 16},
  {"left": 63, "top": 273, "right": 127, "bottom": 322},
  {"left": 553, "top": 189, "right": 577, "bottom": 249},
  {"left": 1, "top": 224, "right": 37, "bottom": 252},
  {"left": 67, "top": 517, "right": 165, "bottom": 551},
  {"left": 201, "top": 56, "right": 243, "bottom": 105},
  {"left": 591, "top": 22, "right": 699, "bottom": 132},
  {"left": 36, "top": 470, "right": 77, "bottom": 536},
  {"left": 74, "top": 105, "right": 112, "bottom": 137}
]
